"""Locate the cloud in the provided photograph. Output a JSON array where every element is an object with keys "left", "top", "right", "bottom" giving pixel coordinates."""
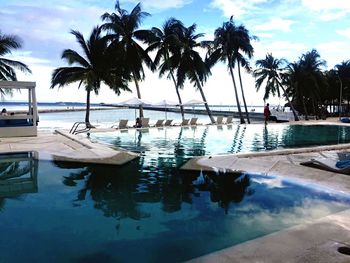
[
  {"left": 301, "top": 0, "right": 350, "bottom": 20},
  {"left": 253, "top": 18, "right": 295, "bottom": 32},
  {"left": 123, "top": 0, "right": 192, "bottom": 11},
  {"left": 336, "top": 27, "right": 350, "bottom": 39},
  {"left": 316, "top": 41, "right": 349, "bottom": 68},
  {"left": 254, "top": 40, "right": 307, "bottom": 61},
  {"left": 209, "top": 0, "right": 270, "bottom": 18}
]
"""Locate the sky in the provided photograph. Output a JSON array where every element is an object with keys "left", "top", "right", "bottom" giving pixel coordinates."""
[{"left": 1, "top": 0, "right": 350, "bottom": 106}]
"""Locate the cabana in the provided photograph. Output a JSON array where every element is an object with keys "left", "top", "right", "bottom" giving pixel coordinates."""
[{"left": 0, "top": 81, "right": 38, "bottom": 137}]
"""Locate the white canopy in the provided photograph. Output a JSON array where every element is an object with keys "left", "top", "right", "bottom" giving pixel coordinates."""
[
  {"left": 181, "top": 99, "right": 206, "bottom": 106},
  {"left": 153, "top": 99, "right": 178, "bottom": 106},
  {"left": 118, "top": 97, "right": 151, "bottom": 106}
]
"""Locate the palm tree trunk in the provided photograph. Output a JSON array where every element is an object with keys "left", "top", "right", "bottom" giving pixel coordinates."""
[
  {"left": 302, "top": 98, "right": 309, "bottom": 120},
  {"left": 278, "top": 83, "right": 299, "bottom": 121},
  {"left": 196, "top": 80, "right": 215, "bottom": 124},
  {"left": 85, "top": 89, "right": 91, "bottom": 127},
  {"left": 237, "top": 63, "right": 250, "bottom": 124},
  {"left": 170, "top": 71, "right": 185, "bottom": 121},
  {"left": 132, "top": 72, "right": 143, "bottom": 118},
  {"left": 228, "top": 63, "right": 245, "bottom": 124}
]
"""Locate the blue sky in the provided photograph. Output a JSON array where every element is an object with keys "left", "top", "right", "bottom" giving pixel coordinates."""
[{"left": 1, "top": 0, "right": 350, "bottom": 105}]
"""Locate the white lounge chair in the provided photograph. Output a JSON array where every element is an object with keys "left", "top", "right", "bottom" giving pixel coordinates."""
[
  {"left": 179, "top": 119, "right": 190, "bottom": 126},
  {"left": 164, "top": 119, "right": 173, "bottom": 126},
  {"left": 189, "top": 117, "right": 198, "bottom": 126},
  {"left": 141, "top": 117, "right": 150, "bottom": 128},
  {"left": 111, "top": 119, "right": 129, "bottom": 129},
  {"left": 216, "top": 116, "right": 224, "bottom": 125},
  {"left": 225, "top": 116, "right": 233, "bottom": 124},
  {"left": 154, "top": 119, "right": 164, "bottom": 127},
  {"left": 300, "top": 157, "right": 350, "bottom": 174}
]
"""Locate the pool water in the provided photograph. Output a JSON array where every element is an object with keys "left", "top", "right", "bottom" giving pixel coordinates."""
[
  {"left": 1, "top": 151, "right": 350, "bottom": 262},
  {"left": 92, "top": 124, "right": 350, "bottom": 159}
]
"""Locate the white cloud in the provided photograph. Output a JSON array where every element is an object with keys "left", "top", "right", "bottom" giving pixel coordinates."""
[
  {"left": 254, "top": 18, "right": 295, "bottom": 32},
  {"left": 316, "top": 41, "right": 349, "bottom": 68},
  {"left": 336, "top": 27, "right": 350, "bottom": 39},
  {"left": 210, "top": 0, "right": 269, "bottom": 18},
  {"left": 254, "top": 40, "right": 307, "bottom": 61},
  {"left": 301, "top": 0, "right": 350, "bottom": 20},
  {"left": 124, "top": 0, "right": 192, "bottom": 11}
]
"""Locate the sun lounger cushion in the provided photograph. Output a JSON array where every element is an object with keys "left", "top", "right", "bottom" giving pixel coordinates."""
[
  {"left": 335, "top": 159, "right": 350, "bottom": 168},
  {"left": 341, "top": 117, "right": 350, "bottom": 123},
  {"left": 300, "top": 157, "right": 350, "bottom": 174}
]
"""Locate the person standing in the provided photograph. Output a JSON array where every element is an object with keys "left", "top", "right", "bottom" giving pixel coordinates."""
[{"left": 264, "top": 103, "right": 271, "bottom": 125}]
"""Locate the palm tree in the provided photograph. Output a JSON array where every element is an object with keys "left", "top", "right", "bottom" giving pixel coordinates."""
[
  {"left": 0, "top": 31, "right": 31, "bottom": 97},
  {"left": 206, "top": 17, "right": 247, "bottom": 124},
  {"left": 146, "top": 18, "right": 186, "bottom": 120},
  {"left": 254, "top": 53, "right": 299, "bottom": 121},
  {"left": 101, "top": 1, "right": 155, "bottom": 118},
  {"left": 286, "top": 49, "right": 327, "bottom": 118},
  {"left": 168, "top": 24, "right": 215, "bottom": 124},
  {"left": 51, "top": 26, "right": 130, "bottom": 127}
]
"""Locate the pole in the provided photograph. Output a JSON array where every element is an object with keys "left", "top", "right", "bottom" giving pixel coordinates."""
[{"left": 338, "top": 74, "right": 343, "bottom": 121}]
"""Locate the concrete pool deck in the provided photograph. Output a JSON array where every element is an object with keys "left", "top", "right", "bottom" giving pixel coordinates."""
[
  {"left": 0, "top": 130, "right": 138, "bottom": 165},
  {"left": 183, "top": 118, "right": 350, "bottom": 262}
]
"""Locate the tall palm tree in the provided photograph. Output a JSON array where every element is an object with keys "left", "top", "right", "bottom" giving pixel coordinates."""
[
  {"left": 286, "top": 49, "right": 327, "bottom": 118},
  {"left": 51, "top": 26, "right": 130, "bottom": 127},
  {"left": 254, "top": 53, "right": 299, "bottom": 121},
  {"left": 168, "top": 24, "right": 215, "bottom": 124},
  {"left": 146, "top": 18, "right": 186, "bottom": 120},
  {"left": 232, "top": 24, "right": 256, "bottom": 124},
  {"left": 206, "top": 17, "right": 247, "bottom": 124},
  {"left": 101, "top": 1, "right": 155, "bottom": 118},
  {"left": 0, "top": 31, "right": 31, "bottom": 97}
]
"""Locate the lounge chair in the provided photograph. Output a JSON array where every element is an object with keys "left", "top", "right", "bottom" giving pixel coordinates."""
[
  {"left": 111, "top": 119, "right": 128, "bottom": 129},
  {"left": 154, "top": 119, "right": 164, "bottom": 127},
  {"left": 179, "top": 119, "right": 190, "bottom": 126},
  {"left": 164, "top": 119, "right": 173, "bottom": 126},
  {"left": 189, "top": 117, "right": 198, "bottom": 126},
  {"left": 141, "top": 117, "right": 150, "bottom": 128},
  {"left": 216, "top": 116, "right": 224, "bottom": 125},
  {"left": 300, "top": 157, "right": 350, "bottom": 174},
  {"left": 225, "top": 116, "right": 233, "bottom": 124}
]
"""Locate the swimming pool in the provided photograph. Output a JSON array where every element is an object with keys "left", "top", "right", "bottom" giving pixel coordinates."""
[
  {"left": 1, "top": 146, "right": 350, "bottom": 262},
  {"left": 91, "top": 124, "right": 350, "bottom": 159}
]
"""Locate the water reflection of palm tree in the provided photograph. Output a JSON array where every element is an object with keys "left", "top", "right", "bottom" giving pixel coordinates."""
[
  {"left": 230, "top": 125, "right": 247, "bottom": 153},
  {"left": 210, "top": 173, "right": 251, "bottom": 214}
]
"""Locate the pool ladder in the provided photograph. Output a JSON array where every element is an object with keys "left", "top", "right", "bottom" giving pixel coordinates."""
[{"left": 69, "top": 122, "right": 91, "bottom": 135}]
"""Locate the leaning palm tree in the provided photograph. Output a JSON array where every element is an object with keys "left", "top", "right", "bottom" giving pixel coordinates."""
[
  {"left": 168, "top": 24, "right": 215, "bottom": 124},
  {"left": 101, "top": 1, "right": 155, "bottom": 118},
  {"left": 0, "top": 31, "right": 31, "bottom": 97},
  {"left": 206, "top": 17, "right": 246, "bottom": 124},
  {"left": 146, "top": 18, "right": 186, "bottom": 120},
  {"left": 254, "top": 53, "right": 299, "bottom": 121},
  {"left": 51, "top": 26, "right": 130, "bottom": 127}
]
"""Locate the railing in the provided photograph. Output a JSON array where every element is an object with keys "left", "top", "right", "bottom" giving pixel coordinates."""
[{"left": 69, "top": 122, "right": 91, "bottom": 135}]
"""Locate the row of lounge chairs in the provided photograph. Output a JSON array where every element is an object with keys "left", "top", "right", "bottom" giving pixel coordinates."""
[{"left": 111, "top": 116, "right": 234, "bottom": 129}]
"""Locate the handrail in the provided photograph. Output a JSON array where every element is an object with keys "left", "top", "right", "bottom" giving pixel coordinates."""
[{"left": 69, "top": 122, "right": 91, "bottom": 135}]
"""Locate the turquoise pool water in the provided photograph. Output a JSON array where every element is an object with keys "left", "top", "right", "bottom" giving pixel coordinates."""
[
  {"left": 1, "top": 147, "right": 350, "bottom": 262},
  {"left": 92, "top": 124, "right": 350, "bottom": 158}
]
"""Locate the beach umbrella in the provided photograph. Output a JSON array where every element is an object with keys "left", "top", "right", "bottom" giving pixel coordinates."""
[
  {"left": 181, "top": 99, "right": 206, "bottom": 117},
  {"left": 153, "top": 99, "right": 178, "bottom": 120},
  {"left": 181, "top": 99, "right": 206, "bottom": 106},
  {"left": 118, "top": 97, "right": 151, "bottom": 119}
]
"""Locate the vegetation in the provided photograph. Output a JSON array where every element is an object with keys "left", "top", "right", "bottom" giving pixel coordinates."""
[
  {"left": 101, "top": 1, "right": 155, "bottom": 118},
  {"left": 0, "top": 31, "right": 31, "bottom": 97},
  {"left": 51, "top": 26, "right": 130, "bottom": 127},
  {"left": 6, "top": 0, "right": 350, "bottom": 123},
  {"left": 207, "top": 17, "right": 255, "bottom": 124}
]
